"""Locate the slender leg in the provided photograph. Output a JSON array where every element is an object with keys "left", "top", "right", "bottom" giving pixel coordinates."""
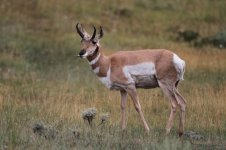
[
  {"left": 174, "top": 88, "right": 186, "bottom": 137},
  {"left": 125, "top": 86, "right": 150, "bottom": 132},
  {"left": 158, "top": 81, "right": 178, "bottom": 135},
  {"left": 120, "top": 90, "right": 127, "bottom": 130},
  {"left": 166, "top": 103, "right": 177, "bottom": 135}
]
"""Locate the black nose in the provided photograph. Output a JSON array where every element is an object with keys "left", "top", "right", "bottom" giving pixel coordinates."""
[{"left": 79, "top": 49, "right": 86, "bottom": 56}]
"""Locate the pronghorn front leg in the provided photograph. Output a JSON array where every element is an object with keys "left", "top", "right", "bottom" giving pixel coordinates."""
[
  {"left": 120, "top": 90, "right": 127, "bottom": 130},
  {"left": 125, "top": 85, "right": 150, "bottom": 133}
]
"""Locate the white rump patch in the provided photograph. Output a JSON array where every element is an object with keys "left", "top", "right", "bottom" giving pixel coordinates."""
[
  {"left": 173, "top": 54, "right": 185, "bottom": 80},
  {"left": 123, "top": 62, "right": 156, "bottom": 84},
  {"left": 98, "top": 66, "right": 112, "bottom": 89}
]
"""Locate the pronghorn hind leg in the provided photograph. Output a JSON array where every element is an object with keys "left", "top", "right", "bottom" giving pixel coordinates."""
[
  {"left": 120, "top": 90, "right": 127, "bottom": 130},
  {"left": 125, "top": 85, "right": 150, "bottom": 133},
  {"left": 174, "top": 87, "right": 186, "bottom": 137},
  {"left": 158, "top": 81, "right": 178, "bottom": 135}
]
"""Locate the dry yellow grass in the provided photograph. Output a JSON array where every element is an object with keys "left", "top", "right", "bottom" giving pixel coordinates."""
[
  {"left": 2, "top": 48, "right": 225, "bottom": 129},
  {"left": 1, "top": 49, "right": 226, "bottom": 149}
]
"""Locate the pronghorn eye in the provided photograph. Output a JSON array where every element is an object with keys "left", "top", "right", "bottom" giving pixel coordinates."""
[{"left": 92, "top": 41, "right": 97, "bottom": 45}]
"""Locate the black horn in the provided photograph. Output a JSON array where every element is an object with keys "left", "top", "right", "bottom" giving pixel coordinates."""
[
  {"left": 99, "top": 26, "right": 104, "bottom": 39},
  {"left": 91, "top": 25, "right": 96, "bottom": 40},
  {"left": 76, "top": 23, "right": 84, "bottom": 38}
]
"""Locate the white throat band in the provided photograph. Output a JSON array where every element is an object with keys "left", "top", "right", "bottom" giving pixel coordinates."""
[{"left": 89, "top": 53, "right": 100, "bottom": 65}]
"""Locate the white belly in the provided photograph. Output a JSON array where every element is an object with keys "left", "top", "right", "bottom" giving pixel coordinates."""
[{"left": 123, "top": 62, "right": 158, "bottom": 88}]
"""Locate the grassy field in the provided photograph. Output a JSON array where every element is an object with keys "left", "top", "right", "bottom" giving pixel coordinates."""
[{"left": 0, "top": 0, "right": 226, "bottom": 149}]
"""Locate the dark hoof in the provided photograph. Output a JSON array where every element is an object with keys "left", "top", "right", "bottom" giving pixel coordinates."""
[{"left": 179, "top": 132, "right": 183, "bottom": 137}]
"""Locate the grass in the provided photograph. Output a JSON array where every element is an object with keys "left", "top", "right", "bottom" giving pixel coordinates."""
[{"left": 0, "top": 0, "right": 226, "bottom": 149}]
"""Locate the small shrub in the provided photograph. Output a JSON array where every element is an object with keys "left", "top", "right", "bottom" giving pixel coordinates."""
[
  {"left": 81, "top": 108, "right": 97, "bottom": 126},
  {"left": 211, "top": 31, "right": 226, "bottom": 48},
  {"left": 32, "top": 122, "right": 58, "bottom": 139},
  {"left": 99, "top": 113, "right": 110, "bottom": 126}
]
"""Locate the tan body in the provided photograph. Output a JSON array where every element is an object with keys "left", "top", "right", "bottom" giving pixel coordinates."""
[
  {"left": 91, "top": 49, "right": 177, "bottom": 89},
  {"left": 76, "top": 23, "right": 186, "bottom": 136}
]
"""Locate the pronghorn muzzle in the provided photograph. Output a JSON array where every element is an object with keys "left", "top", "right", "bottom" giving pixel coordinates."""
[{"left": 78, "top": 49, "right": 86, "bottom": 58}]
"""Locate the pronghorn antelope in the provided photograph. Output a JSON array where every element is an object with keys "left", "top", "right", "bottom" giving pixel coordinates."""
[{"left": 76, "top": 23, "right": 186, "bottom": 136}]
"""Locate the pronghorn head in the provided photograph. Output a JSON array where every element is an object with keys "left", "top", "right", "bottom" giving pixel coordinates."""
[{"left": 76, "top": 23, "right": 103, "bottom": 58}]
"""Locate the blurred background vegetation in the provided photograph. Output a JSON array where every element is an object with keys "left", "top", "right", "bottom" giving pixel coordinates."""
[
  {"left": 0, "top": 0, "right": 226, "bottom": 149},
  {"left": 1, "top": 0, "right": 226, "bottom": 70}
]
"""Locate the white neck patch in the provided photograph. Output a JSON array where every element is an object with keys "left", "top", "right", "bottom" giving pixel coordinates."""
[
  {"left": 89, "top": 53, "right": 100, "bottom": 65},
  {"left": 93, "top": 67, "right": 100, "bottom": 74}
]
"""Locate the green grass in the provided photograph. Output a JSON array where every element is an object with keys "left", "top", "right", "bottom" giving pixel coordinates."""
[{"left": 0, "top": 0, "right": 226, "bottom": 149}]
